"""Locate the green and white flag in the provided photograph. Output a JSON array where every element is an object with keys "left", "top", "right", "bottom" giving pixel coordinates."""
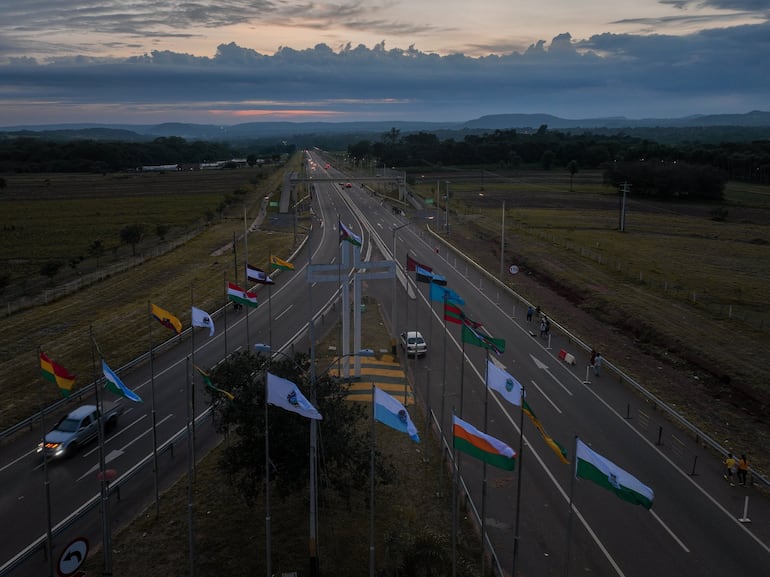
[
  {"left": 486, "top": 359, "right": 523, "bottom": 407},
  {"left": 575, "top": 438, "right": 654, "bottom": 509}
]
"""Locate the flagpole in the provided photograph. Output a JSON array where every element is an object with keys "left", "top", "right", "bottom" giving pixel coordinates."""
[
  {"left": 451, "top": 408, "right": 458, "bottom": 577},
  {"left": 337, "top": 213, "right": 343, "bottom": 378},
  {"left": 265, "top": 373, "right": 272, "bottom": 577},
  {"left": 563, "top": 436, "right": 578, "bottom": 577},
  {"left": 459, "top": 339, "right": 466, "bottom": 418},
  {"left": 38, "top": 349, "right": 55, "bottom": 577},
  {"left": 189, "top": 286, "right": 197, "bottom": 476},
  {"left": 308, "top": 216, "right": 320, "bottom": 577},
  {"left": 480, "top": 349, "right": 490, "bottom": 576},
  {"left": 369, "top": 383, "right": 376, "bottom": 577},
  {"left": 439, "top": 289, "right": 448, "bottom": 493},
  {"left": 90, "top": 327, "right": 113, "bottom": 575},
  {"left": 512, "top": 386, "right": 526, "bottom": 577},
  {"left": 185, "top": 356, "right": 195, "bottom": 577},
  {"left": 267, "top": 282, "right": 273, "bottom": 351},
  {"left": 147, "top": 301, "right": 160, "bottom": 517},
  {"left": 232, "top": 231, "right": 238, "bottom": 284},
  {"left": 223, "top": 272, "right": 229, "bottom": 356}
]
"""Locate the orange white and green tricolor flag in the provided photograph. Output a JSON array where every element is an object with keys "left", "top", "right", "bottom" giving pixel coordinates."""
[
  {"left": 40, "top": 351, "right": 76, "bottom": 397},
  {"left": 452, "top": 414, "right": 515, "bottom": 470}
]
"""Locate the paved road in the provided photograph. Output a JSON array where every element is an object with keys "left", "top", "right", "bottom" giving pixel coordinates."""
[{"left": 3, "top": 153, "right": 770, "bottom": 577}]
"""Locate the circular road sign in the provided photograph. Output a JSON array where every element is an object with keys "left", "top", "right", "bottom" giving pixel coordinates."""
[
  {"left": 58, "top": 537, "right": 89, "bottom": 577},
  {"left": 509, "top": 265, "right": 520, "bottom": 275}
]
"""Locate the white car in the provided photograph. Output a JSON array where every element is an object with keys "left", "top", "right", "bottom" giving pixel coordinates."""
[{"left": 400, "top": 331, "right": 427, "bottom": 357}]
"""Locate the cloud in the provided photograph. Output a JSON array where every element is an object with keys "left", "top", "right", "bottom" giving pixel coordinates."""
[{"left": 1, "top": 20, "right": 769, "bottom": 124}]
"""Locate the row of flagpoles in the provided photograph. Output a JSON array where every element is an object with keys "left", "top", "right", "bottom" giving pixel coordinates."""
[
  {"left": 401, "top": 251, "right": 655, "bottom": 577},
  {"left": 35, "top": 251, "right": 296, "bottom": 576}
]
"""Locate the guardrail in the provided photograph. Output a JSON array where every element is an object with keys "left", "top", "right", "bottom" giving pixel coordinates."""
[{"left": 428, "top": 225, "right": 770, "bottom": 493}]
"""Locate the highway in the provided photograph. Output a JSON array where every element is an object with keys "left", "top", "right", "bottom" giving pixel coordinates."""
[{"left": 2, "top": 151, "right": 770, "bottom": 576}]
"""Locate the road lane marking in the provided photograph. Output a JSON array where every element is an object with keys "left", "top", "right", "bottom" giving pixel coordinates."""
[
  {"left": 275, "top": 304, "right": 294, "bottom": 321},
  {"left": 529, "top": 380, "right": 563, "bottom": 414},
  {"left": 650, "top": 509, "right": 690, "bottom": 553},
  {"left": 531, "top": 354, "right": 573, "bottom": 396}
]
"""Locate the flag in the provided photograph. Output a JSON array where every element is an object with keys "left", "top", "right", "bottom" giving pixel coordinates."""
[
  {"left": 339, "top": 220, "right": 362, "bottom": 247},
  {"left": 415, "top": 265, "right": 434, "bottom": 284},
  {"left": 444, "top": 301, "right": 464, "bottom": 324},
  {"left": 575, "top": 438, "right": 653, "bottom": 509},
  {"left": 102, "top": 360, "right": 142, "bottom": 402},
  {"left": 486, "top": 359, "right": 524, "bottom": 406},
  {"left": 461, "top": 323, "right": 505, "bottom": 355},
  {"left": 462, "top": 315, "right": 484, "bottom": 330},
  {"left": 429, "top": 282, "right": 465, "bottom": 305},
  {"left": 267, "top": 372, "right": 322, "bottom": 420},
  {"left": 40, "top": 351, "right": 75, "bottom": 397},
  {"left": 151, "top": 303, "right": 182, "bottom": 335},
  {"left": 453, "top": 415, "right": 515, "bottom": 471},
  {"left": 270, "top": 254, "right": 295, "bottom": 271},
  {"left": 522, "top": 400, "right": 570, "bottom": 464},
  {"left": 227, "top": 282, "right": 258, "bottom": 308},
  {"left": 246, "top": 264, "right": 274, "bottom": 284},
  {"left": 431, "top": 273, "right": 447, "bottom": 286},
  {"left": 191, "top": 306, "right": 215, "bottom": 336},
  {"left": 374, "top": 387, "right": 419, "bottom": 442},
  {"left": 194, "top": 364, "right": 234, "bottom": 401},
  {"left": 406, "top": 254, "right": 430, "bottom": 273}
]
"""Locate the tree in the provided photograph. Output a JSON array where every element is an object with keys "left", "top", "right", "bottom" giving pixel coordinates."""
[
  {"left": 209, "top": 351, "right": 394, "bottom": 506},
  {"left": 119, "top": 224, "right": 145, "bottom": 256},
  {"left": 155, "top": 224, "right": 170, "bottom": 241},
  {"left": 88, "top": 239, "right": 105, "bottom": 268},
  {"left": 567, "top": 160, "right": 579, "bottom": 191},
  {"left": 40, "top": 260, "right": 63, "bottom": 283}
]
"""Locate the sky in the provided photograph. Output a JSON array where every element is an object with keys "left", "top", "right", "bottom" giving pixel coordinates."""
[{"left": 0, "top": 0, "right": 768, "bottom": 126}]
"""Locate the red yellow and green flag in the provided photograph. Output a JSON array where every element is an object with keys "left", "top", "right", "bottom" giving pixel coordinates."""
[{"left": 40, "top": 351, "right": 75, "bottom": 397}]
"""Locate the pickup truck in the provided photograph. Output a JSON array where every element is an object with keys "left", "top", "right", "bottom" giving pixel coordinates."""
[{"left": 37, "top": 403, "right": 124, "bottom": 459}]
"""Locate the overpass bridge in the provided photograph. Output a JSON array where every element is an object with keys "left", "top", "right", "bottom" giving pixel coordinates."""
[{"left": 279, "top": 174, "right": 406, "bottom": 213}]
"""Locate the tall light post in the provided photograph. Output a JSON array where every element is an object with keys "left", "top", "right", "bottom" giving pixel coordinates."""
[
  {"left": 445, "top": 181, "right": 450, "bottom": 235},
  {"left": 391, "top": 221, "right": 411, "bottom": 345}
]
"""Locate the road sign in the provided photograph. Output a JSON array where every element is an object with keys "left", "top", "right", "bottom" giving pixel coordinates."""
[
  {"left": 58, "top": 537, "right": 89, "bottom": 577},
  {"left": 509, "top": 265, "right": 519, "bottom": 274}
]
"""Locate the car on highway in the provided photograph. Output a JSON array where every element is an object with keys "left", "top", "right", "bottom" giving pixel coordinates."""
[
  {"left": 37, "top": 403, "right": 124, "bottom": 459},
  {"left": 400, "top": 330, "right": 427, "bottom": 357},
  {"left": 345, "top": 182, "right": 352, "bottom": 188}
]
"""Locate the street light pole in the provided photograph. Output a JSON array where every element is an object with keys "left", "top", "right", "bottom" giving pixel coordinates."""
[{"left": 445, "top": 181, "right": 450, "bottom": 235}]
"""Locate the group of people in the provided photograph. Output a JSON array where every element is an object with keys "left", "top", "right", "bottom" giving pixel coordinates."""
[
  {"left": 526, "top": 305, "right": 551, "bottom": 339},
  {"left": 724, "top": 453, "right": 750, "bottom": 486}
]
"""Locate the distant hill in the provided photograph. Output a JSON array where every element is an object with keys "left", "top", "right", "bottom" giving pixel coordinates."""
[
  {"left": 1, "top": 111, "right": 768, "bottom": 144},
  {"left": 463, "top": 110, "right": 770, "bottom": 129}
]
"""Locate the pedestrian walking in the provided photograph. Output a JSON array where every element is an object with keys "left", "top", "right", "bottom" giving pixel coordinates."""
[
  {"left": 724, "top": 453, "right": 737, "bottom": 486},
  {"left": 527, "top": 306, "right": 534, "bottom": 322},
  {"left": 593, "top": 352, "right": 602, "bottom": 376},
  {"left": 737, "top": 454, "right": 749, "bottom": 486},
  {"left": 539, "top": 317, "right": 547, "bottom": 338}
]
